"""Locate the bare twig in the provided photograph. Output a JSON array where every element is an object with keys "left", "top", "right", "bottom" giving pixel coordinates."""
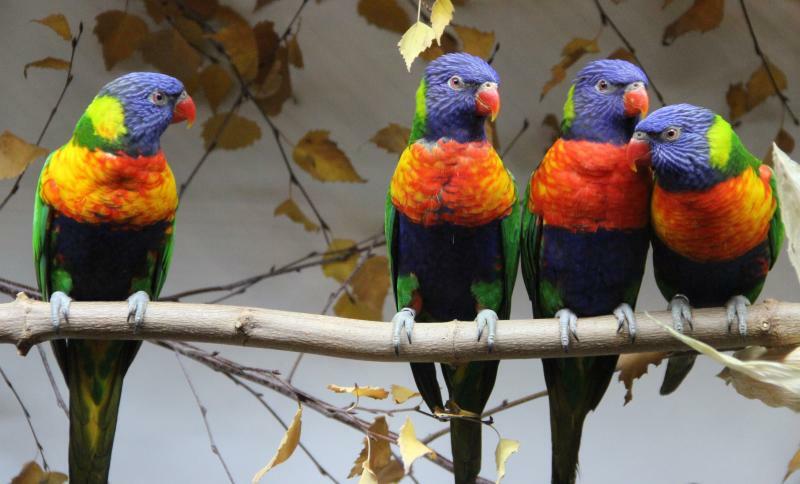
[
  {"left": 0, "top": 365, "right": 50, "bottom": 470},
  {"left": 36, "top": 345, "right": 68, "bottom": 417}
]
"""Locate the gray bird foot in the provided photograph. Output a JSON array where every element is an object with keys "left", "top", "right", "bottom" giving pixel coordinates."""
[
  {"left": 391, "top": 308, "right": 416, "bottom": 356},
  {"left": 127, "top": 291, "right": 150, "bottom": 332},
  {"left": 668, "top": 294, "right": 693, "bottom": 333},
  {"left": 555, "top": 308, "right": 578, "bottom": 352},
  {"left": 476, "top": 309, "right": 498, "bottom": 352},
  {"left": 613, "top": 303, "right": 637, "bottom": 342},
  {"left": 50, "top": 291, "right": 72, "bottom": 332},
  {"left": 725, "top": 295, "right": 750, "bottom": 337}
]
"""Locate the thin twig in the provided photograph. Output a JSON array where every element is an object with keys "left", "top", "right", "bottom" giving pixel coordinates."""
[
  {"left": 36, "top": 345, "right": 68, "bottom": 417},
  {"left": 0, "top": 365, "right": 50, "bottom": 470}
]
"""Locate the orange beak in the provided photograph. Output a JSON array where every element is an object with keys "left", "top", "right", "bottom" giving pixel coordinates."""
[
  {"left": 476, "top": 83, "right": 500, "bottom": 122},
  {"left": 172, "top": 92, "right": 196, "bottom": 127},
  {"left": 626, "top": 134, "right": 651, "bottom": 172},
  {"left": 623, "top": 83, "right": 649, "bottom": 118}
]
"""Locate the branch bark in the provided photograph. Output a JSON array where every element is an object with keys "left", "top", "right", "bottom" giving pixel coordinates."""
[{"left": 2, "top": 294, "right": 796, "bottom": 361}]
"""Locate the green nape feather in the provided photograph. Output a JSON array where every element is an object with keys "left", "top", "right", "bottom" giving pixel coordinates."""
[{"left": 408, "top": 78, "right": 427, "bottom": 144}]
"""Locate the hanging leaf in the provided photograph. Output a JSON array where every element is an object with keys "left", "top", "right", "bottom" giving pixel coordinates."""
[
  {"left": 333, "top": 256, "right": 391, "bottom": 321},
  {"left": 398, "top": 22, "right": 436, "bottom": 71},
  {"left": 287, "top": 33, "right": 304, "bottom": 68},
  {"left": 398, "top": 417, "right": 436, "bottom": 473},
  {"left": 32, "top": 13, "right": 72, "bottom": 41},
  {"left": 293, "top": 130, "right": 365, "bottom": 183},
  {"left": 0, "top": 131, "right": 48, "bottom": 180},
  {"left": 23, "top": 57, "right": 69, "bottom": 78},
  {"left": 139, "top": 28, "right": 202, "bottom": 94},
  {"left": 662, "top": 0, "right": 724, "bottom": 46},
  {"left": 607, "top": 47, "right": 637, "bottom": 64},
  {"left": 183, "top": 0, "right": 220, "bottom": 19},
  {"left": 718, "top": 346, "right": 800, "bottom": 412},
  {"left": 254, "top": 46, "right": 293, "bottom": 115},
  {"left": 390, "top": 384, "right": 421, "bottom": 404},
  {"left": 172, "top": 16, "right": 207, "bottom": 50},
  {"left": 357, "top": 0, "right": 411, "bottom": 35},
  {"left": 420, "top": 30, "right": 458, "bottom": 61},
  {"left": 370, "top": 123, "right": 411, "bottom": 154},
  {"left": 201, "top": 113, "right": 262, "bottom": 150},
  {"left": 94, "top": 11, "right": 149, "bottom": 70},
  {"left": 727, "top": 62, "right": 789, "bottom": 122},
  {"left": 211, "top": 7, "right": 259, "bottom": 81},
  {"left": 11, "top": 461, "right": 67, "bottom": 484},
  {"left": 771, "top": 145, "right": 800, "bottom": 285},
  {"left": 274, "top": 198, "right": 320, "bottom": 232},
  {"left": 322, "top": 239, "right": 359, "bottom": 282},
  {"left": 143, "top": 0, "right": 180, "bottom": 23},
  {"left": 616, "top": 352, "right": 668, "bottom": 405},
  {"left": 540, "top": 37, "right": 599, "bottom": 100},
  {"left": 430, "top": 0, "right": 455, "bottom": 43},
  {"left": 252, "top": 405, "right": 302, "bottom": 483},
  {"left": 495, "top": 438, "right": 520, "bottom": 484},
  {"left": 776, "top": 129, "right": 795, "bottom": 155},
  {"left": 199, "top": 64, "right": 234, "bottom": 112},
  {"left": 349, "top": 416, "right": 405, "bottom": 483},
  {"left": 327, "top": 384, "right": 390, "bottom": 400},
  {"left": 726, "top": 83, "right": 748, "bottom": 121},
  {"left": 785, "top": 448, "right": 800, "bottom": 482},
  {"left": 254, "top": 20, "right": 279, "bottom": 80},
  {"left": 451, "top": 24, "right": 495, "bottom": 59}
]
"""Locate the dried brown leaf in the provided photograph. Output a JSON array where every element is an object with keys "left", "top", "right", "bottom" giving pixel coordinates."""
[
  {"left": 540, "top": 37, "right": 599, "bottom": 100},
  {"left": 139, "top": 28, "right": 202, "bottom": 94},
  {"left": 293, "top": 130, "right": 365, "bottom": 183},
  {"left": 607, "top": 47, "right": 636, "bottom": 64},
  {"left": 287, "top": 33, "right": 304, "bottom": 68},
  {"left": 746, "top": 61, "right": 788, "bottom": 111},
  {"left": 726, "top": 83, "right": 748, "bottom": 121},
  {"left": 370, "top": 123, "right": 410, "bottom": 154},
  {"left": 32, "top": 13, "right": 71, "bottom": 41},
  {"left": 717, "top": 346, "right": 800, "bottom": 412},
  {"left": 184, "top": 0, "right": 220, "bottom": 19},
  {"left": 94, "top": 11, "right": 149, "bottom": 70},
  {"left": 357, "top": 0, "right": 411, "bottom": 34},
  {"left": 616, "top": 351, "right": 668, "bottom": 404},
  {"left": 211, "top": 6, "right": 258, "bottom": 81},
  {"left": 334, "top": 256, "right": 390, "bottom": 321},
  {"left": 0, "top": 131, "right": 48, "bottom": 180},
  {"left": 23, "top": 57, "right": 69, "bottom": 78},
  {"left": 199, "top": 64, "right": 234, "bottom": 112},
  {"left": 201, "top": 113, "right": 262, "bottom": 150},
  {"left": 274, "top": 198, "right": 320, "bottom": 232},
  {"left": 254, "top": 46, "right": 293, "bottom": 116},
  {"left": 662, "top": 0, "right": 724, "bottom": 46},
  {"left": 253, "top": 20, "right": 279, "bottom": 81},
  {"left": 420, "top": 30, "right": 458, "bottom": 61},
  {"left": 322, "top": 239, "right": 359, "bottom": 283},
  {"left": 252, "top": 405, "right": 302, "bottom": 482},
  {"left": 327, "top": 384, "right": 390, "bottom": 400},
  {"left": 11, "top": 461, "right": 67, "bottom": 484},
  {"left": 254, "top": 0, "right": 278, "bottom": 11},
  {"left": 452, "top": 24, "right": 495, "bottom": 59},
  {"left": 776, "top": 129, "right": 795, "bottom": 155}
]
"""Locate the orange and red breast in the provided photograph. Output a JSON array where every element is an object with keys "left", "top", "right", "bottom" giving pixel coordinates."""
[
  {"left": 652, "top": 165, "right": 776, "bottom": 262},
  {"left": 390, "top": 140, "right": 515, "bottom": 227},
  {"left": 40, "top": 142, "right": 178, "bottom": 226},
  {"left": 529, "top": 138, "right": 652, "bottom": 231}
]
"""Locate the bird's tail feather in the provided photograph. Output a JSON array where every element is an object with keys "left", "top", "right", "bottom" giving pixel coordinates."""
[{"left": 660, "top": 353, "right": 696, "bottom": 395}]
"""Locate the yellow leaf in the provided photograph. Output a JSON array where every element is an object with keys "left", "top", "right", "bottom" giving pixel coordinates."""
[
  {"left": 785, "top": 447, "right": 800, "bottom": 482},
  {"left": 139, "top": 28, "right": 202, "bottom": 94},
  {"left": 211, "top": 7, "right": 259, "bottom": 81},
  {"left": 23, "top": 57, "right": 69, "bottom": 78},
  {"left": 718, "top": 346, "right": 800, "bottom": 412},
  {"left": 495, "top": 438, "right": 520, "bottom": 484},
  {"left": 11, "top": 461, "right": 67, "bottom": 484},
  {"left": 293, "top": 130, "right": 365, "bottom": 183},
  {"left": 32, "top": 13, "right": 71, "bottom": 41},
  {"left": 769, "top": 145, "right": 800, "bottom": 293},
  {"left": 350, "top": 417, "right": 405, "bottom": 483},
  {"left": 452, "top": 24, "right": 495, "bottom": 59},
  {"left": 252, "top": 405, "right": 302, "bottom": 483},
  {"left": 199, "top": 64, "right": 234, "bottom": 113},
  {"left": 662, "top": 0, "right": 724, "bottom": 45},
  {"left": 287, "top": 33, "right": 304, "bottom": 68},
  {"left": 398, "top": 21, "right": 436, "bottom": 71},
  {"left": 371, "top": 123, "right": 410, "bottom": 154},
  {"left": 274, "top": 198, "right": 320, "bottom": 232},
  {"left": 334, "top": 256, "right": 390, "bottom": 321},
  {"left": 540, "top": 37, "right": 599, "bottom": 100},
  {"left": 322, "top": 239, "right": 358, "bottom": 282},
  {"left": 430, "top": 0, "right": 454, "bottom": 43},
  {"left": 391, "top": 384, "right": 420, "bottom": 404},
  {"left": 616, "top": 352, "right": 668, "bottom": 405},
  {"left": 398, "top": 417, "right": 435, "bottom": 473},
  {"left": 327, "top": 384, "right": 390, "bottom": 400},
  {"left": 94, "top": 11, "right": 149, "bottom": 70},
  {"left": 201, "top": 113, "right": 262, "bottom": 150},
  {"left": 357, "top": 0, "right": 411, "bottom": 35},
  {"left": 746, "top": 61, "right": 788, "bottom": 113},
  {"left": 420, "top": 30, "right": 458, "bottom": 62},
  {"left": 0, "top": 131, "right": 48, "bottom": 180}
]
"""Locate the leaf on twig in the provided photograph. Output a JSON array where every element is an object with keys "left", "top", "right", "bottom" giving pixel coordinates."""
[
  {"left": 540, "top": 37, "right": 599, "bottom": 100},
  {"left": 718, "top": 346, "right": 800, "bottom": 412},
  {"left": 274, "top": 198, "right": 320, "bottom": 232},
  {"left": 616, "top": 352, "right": 668, "bottom": 404},
  {"left": 23, "top": 57, "right": 69, "bottom": 78},
  {"left": 287, "top": 32, "right": 304, "bottom": 68},
  {"left": 771, "top": 145, "right": 800, "bottom": 287},
  {"left": 293, "top": 130, "right": 365, "bottom": 183},
  {"left": 495, "top": 438, "right": 520, "bottom": 483},
  {"left": 451, "top": 24, "right": 495, "bottom": 59},
  {"left": 94, "top": 11, "right": 149, "bottom": 70},
  {"left": 0, "top": 131, "right": 48, "bottom": 180},
  {"left": 327, "top": 384, "right": 390, "bottom": 400},
  {"left": 391, "top": 384, "right": 420, "bottom": 404},
  {"left": 727, "top": 62, "right": 789, "bottom": 122},
  {"left": 398, "top": 22, "right": 436, "bottom": 71},
  {"left": 200, "top": 64, "right": 234, "bottom": 112},
  {"left": 254, "top": 46, "right": 293, "bottom": 115},
  {"left": 11, "top": 462, "right": 67, "bottom": 484},
  {"left": 211, "top": 7, "right": 259, "bottom": 81},
  {"left": 349, "top": 416, "right": 405, "bottom": 483},
  {"left": 139, "top": 28, "right": 202, "bottom": 94},
  {"left": 322, "top": 239, "right": 359, "bottom": 282},
  {"left": 662, "top": 0, "right": 724, "bottom": 46},
  {"left": 785, "top": 447, "right": 800, "bottom": 482},
  {"left": 201, "top": 113, "right": 262, "bottom": 150},
  {"left": 430, "top": 0, "right": 454, "bottom": 43},
  {"left": 398, "top": 417, "right": 435, "bottom": 473},
  {"left": 420, "top": 30, "right": 458, "bottom": 61},
  {"left": 357, "top": 0, "right": 411, "bottom": 34},
  {"left": 370, "top": 123, "right": 410, "bottom": 154},
  {"left": 333, "top": 256, "right": 390, "bottom": 321},
  {"left": 32, "top": 13, "right": 71, "bottom": 41},
  {"left": 252, "top": 405, "right": 302, "bottom": 483}
]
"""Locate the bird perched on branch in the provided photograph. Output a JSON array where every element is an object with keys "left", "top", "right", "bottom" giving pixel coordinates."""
[
  {"left": 628, "top": 103, "right": 784, "bottom": 395},
  {"left": 33, "top": 72, "right": 195, "bottom": 483},
  {"left": 521, "top": 60, "right": 651, "bottom": 484},
  {"left": 385, "top": 52, "right": 519, "bottom": 483}
]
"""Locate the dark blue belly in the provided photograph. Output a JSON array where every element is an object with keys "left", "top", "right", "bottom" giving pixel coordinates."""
[
  {"left": 50, "top": 213, "right": 170, "bottom": 300},
  {"left": 652, "top": 236, "right": 770, "bottom": 306},
  {"left": 397, "top": 213, "right": 503, "bottom": 321},
  {"left": 539, "top": 226, "right": 649, "bottom": 316}
]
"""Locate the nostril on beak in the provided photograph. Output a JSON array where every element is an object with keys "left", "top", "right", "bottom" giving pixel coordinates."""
[
  {"left": 633, "top": 131, "right": 648, "bottom": 140},
  {"left": 626, "top": 82, "right": 644, "bottom": 92}
]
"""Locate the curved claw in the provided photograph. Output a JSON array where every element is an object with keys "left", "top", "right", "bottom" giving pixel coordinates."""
[
  {"left": 613, "top": 303, "right": 637, "bottom": 343},
  {"left": 725, "top": 295, "right": 750, "bottom": 337},
  {"left": 50, "top": 291, "right": 72, "bottom": 332},
  {"left": 391, "top": 308, "right": 416, "bottom": 356},
  {"left": 555, "top": 308, "right": 578, "bottom": 352},
  {"left": 475, "top": 309, "right": 499, "bottom": 353},
  {"left": 127, "top": 291, "right": 150, "bottom": 331},
  {"left": 668, "top": 294, "right": 693, "bottom": 333}
]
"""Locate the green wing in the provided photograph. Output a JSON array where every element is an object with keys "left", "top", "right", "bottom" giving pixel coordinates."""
[
  {"left": 767, "top": 170, "right": 785, "bottom": 269},
  {"left": 153, "top": 217, "right": 176, "bottom": 297},
  {"left": 519, "top": 177, "right": 543, "bottom": 315},
  {"left": 33, "top": 152, "right": 54, "bottom": 300},
  {"left": 385, "top": 189, "right": 399, "bottom": 309},
  {"left": 499, "top": 171, "right": 521, "bottom": 320}
]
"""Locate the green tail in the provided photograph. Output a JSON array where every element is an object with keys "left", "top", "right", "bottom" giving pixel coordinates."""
[
  {"left": 543, "top": 355, "right": 617, "bottom": 484},
  {"left": 450, "top": 417, "right": 482, "bottom": 484},
  {"left": 60, "top": 339, "right": 140, "bottom": 483},
  {"left": 660, "top": 353, "right": 697, "bottom": 395}
]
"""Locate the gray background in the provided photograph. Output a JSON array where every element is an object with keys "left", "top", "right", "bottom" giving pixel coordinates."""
[{"left": 1, "top": 0, "right": 800, "bottom": 482}]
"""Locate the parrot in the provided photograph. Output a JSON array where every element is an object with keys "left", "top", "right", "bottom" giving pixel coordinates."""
[
  {"left": 385, "top": 52, "right": 519, "bottom": 483},
  {"left": 627, "top": 103, "right": 784, "bottom": 395},
  {"left": 33, "top": 72, "right": 195, "bottom": 483},
  {"left": 521, "top": 60, "right": 651, "bottom": 484}
]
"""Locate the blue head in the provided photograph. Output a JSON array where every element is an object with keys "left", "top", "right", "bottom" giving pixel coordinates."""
[
  {"left": 74, "top": 72, "right": 196, "bottom": 156},
  {"left": 411, "top": 53, "right": 500, "bottom": 143},
  {"left": 562, "top": 59, "right": 649, "bottom": 145}
]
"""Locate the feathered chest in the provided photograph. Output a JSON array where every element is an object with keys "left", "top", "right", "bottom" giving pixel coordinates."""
[
  {"left": 390, "top": 140, "right": 515, "bottom": 227},
  {"left": 40, "top": 142, "right": 178, "bottom": 226},
  {"left": 652, "top": 165, "right": 776, "bottom": 262},
  {"left": 529, "top": 138, "right": 652, "bottom": 231}
]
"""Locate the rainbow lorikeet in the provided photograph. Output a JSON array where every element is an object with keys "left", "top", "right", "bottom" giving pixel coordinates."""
[
  {"left": 628, "top": 104, "right": 784, "bottom": 394},
  {"left": 33, "top": 72, "right": 195, "bottom": 482},
  {"left": 385, "top": 53, "right": 519, "bottom": 483},
  {"left": 521, "top": 60, "right": 650, "bottom": 484}
]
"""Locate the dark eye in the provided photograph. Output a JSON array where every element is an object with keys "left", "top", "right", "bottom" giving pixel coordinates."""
[
  {"left": 661, "top": 127, "right": 681, "bottom": 141},
  {"left": 149, "top": 90, "right": 168, "bottom": 106},
  {"left": 448, "top": 75, "right": 464, "bottom": 90},
  {"left": 595, "top": 79, "right": 615, "bottom": 93}
]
